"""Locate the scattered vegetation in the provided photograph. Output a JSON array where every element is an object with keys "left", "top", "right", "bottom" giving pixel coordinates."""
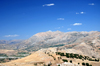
[
  {"left": 81, "top": 62, "right": 92, "bottom": 66},
  {"left": 0, "top": 53, "right": 8, "bottom": 57},
  {"left": 56, "top": 52, "right": 99, "bottom": 62},
  {"left": 62, "top": 59, "right": 68, "bottom": 62},
  {"left": 47, "top": 53, "right": 56, "bottom": 60},
  {"left": 49, "top": 44, "right": 65, "bottom": 47},
  {"left": 86, "top": 63, "right": 89, "bottom": 66}
]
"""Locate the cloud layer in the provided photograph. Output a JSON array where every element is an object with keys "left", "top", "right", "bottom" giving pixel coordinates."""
[
  {"left": 43, "top": 3, "right": 54, "bottom": 7},
  {"left": 4, "top": 34, "right": 19, "bottom": 37},
  {"left": 73, "top": 23, "right": 82, "bottom": 26}
]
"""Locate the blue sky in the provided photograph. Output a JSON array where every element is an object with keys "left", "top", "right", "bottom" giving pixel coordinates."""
[{"left": 0, "top": 0, "right": 100, "bottom": 40}]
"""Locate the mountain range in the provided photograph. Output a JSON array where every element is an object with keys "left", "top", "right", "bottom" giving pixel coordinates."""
[{"left": 0, "top": 31, "right": 100, "bottom": 58}]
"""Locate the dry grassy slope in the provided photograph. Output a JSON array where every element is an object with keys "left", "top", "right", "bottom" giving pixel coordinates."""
[
  {"left": 0, "top": 50, "right": 54, "bottom": 66},
  {"left": 0, "top": 48, "right": 100, "bottom": 66},
  {"left": 0, "top": 49, "right": 18, "bottom": 56}
]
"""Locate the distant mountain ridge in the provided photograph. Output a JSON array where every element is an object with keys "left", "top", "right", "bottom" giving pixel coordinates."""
[
  {"left": 0, "top": 31, "right": 99, "bottom": 49},
  {"left": 0, "top": 31, "right": 100, "bottom": 58},
  {"left": 0, "top": 40, "right": 24, "bottom": 45}
]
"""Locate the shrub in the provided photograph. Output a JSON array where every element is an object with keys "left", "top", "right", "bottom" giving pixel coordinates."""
[
  {"left": 58, "top": 65, "right": 60, "bottom": 66},
  {"left": 82, "top": 62, "right": 85, "bottom": 65},
  {"left": 70, "top": 60, "right": 72, "bottom": 63},
  {"left": 62, "top": 59, "right": 68, "bottom": 62},
  {"left": 74, "top": 54, "right": 79, "bottom": 58},
  {"left": 66, "top": 54, "right": 70, "bottom": 58},
  {"left": 92, "top": 56, "right": 95, "bottom": 58},
  {"left": 34, "top": 63, "right": 37, "bottom": 66},
  {"left": 95, "top": 59, "right": 99, "bottom": 62},
  {"left": 60, "top": 53, "right": 65, "bottom": 56},
  {"left": 78, "top": 63, "right": 80, "bottom": 65},
  {"left": 86, "top": 63, "right": 89, "bottom": 66},
  {"left": 57, "top": 52, "right": 61, "bottom": 55},
  {"left": 89, "top": 65, "right": 92, "bottom": 66},
  {"left": 54, "top": 58, "right": 56, "bottom": 60}
]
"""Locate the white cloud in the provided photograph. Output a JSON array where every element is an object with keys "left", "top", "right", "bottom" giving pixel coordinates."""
[
  {"left": 67, "top": 28, "right": 71, "bottom": 30},
  {"left": 4, "top": 34, "right": 19, "bottom": 37},
  {"left": 88, "top": 3, "right": 94, "bottom": 5},
  {"left": 80, "top": 12, "right": 85, "bottom": 14},
  {"left": 48, "top": 30, "right": 52, "bottom": 32},
  {"left": 43, "top": 3, "right": 54, "bottom": 7},
  {"left": 76, "top": 12, "right": 79, "bottom": 14},
  {"left": 73, "top": 23, "right": 82, "bottom": 26},
  {"left": 57, "top": 18, "right": 64, "bottom": 20},
  {"left": 76, "top": 12, "right": 85, "bottom": 14}
]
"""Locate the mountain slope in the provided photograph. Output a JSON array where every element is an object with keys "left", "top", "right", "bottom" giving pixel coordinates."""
[{"left": 0, "top": 31, "right": 100, "bottom": 58}]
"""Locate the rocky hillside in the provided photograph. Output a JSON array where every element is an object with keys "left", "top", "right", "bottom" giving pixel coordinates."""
[
  {"left": 0, "top": 48, "right": 100, "bottom": 66},
  {"left": 0, "top": 31, "right": 100, "bottom": 58},
  {"left": 14, "top": 31, "right": 100, "bottom": 50}
]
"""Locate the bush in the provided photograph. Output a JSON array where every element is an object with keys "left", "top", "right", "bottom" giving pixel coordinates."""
[
  {"left": 92, "top": 56, "right": 95, "bottom": 58},
  {"left": 89, "top": 65, "right": 92, "bottom": 66},
  {"left": 62, "top": 59, "right": 68, "bottom": 62},
  {"left": 58, "top": 65, "right": 60, "bottom": 66},
  {"left": 70, "top": 60, "right": 72, "bottom": 63},
  {"left": 78, "top": 63, "right": 80, "bottom": 65},
  {"left": 56, "top": 52, "right": 61, "bottom": 55},
  {"left": 95, "top": 59, "right": 99, "bottom": 62},
  {"left": 34, "top": 63, "right": 37, "bottom": 66},
  {"left": 86, "top": 63, "right": 89, "bottom": 66},
  {"left": 82, "top": 62, "right": 85, "bottom": 65},
  {"left": 74, "top": 54, "right": 79, "bottom": 58},
  {"left": 66, "top": 54, "right": 70, "bottom": 58},
  {"left": 70, "top": 53, "right": 74, "bottom": 58},
  {"left": 60, "top": 53, "right": 65, "bottom": 56}
]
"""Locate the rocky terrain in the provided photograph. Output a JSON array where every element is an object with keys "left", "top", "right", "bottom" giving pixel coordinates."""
[
  {"left": 0, "top": 31, "right": 100, "bottom": 58},
  {"left": 0, "top": 47, "right": 100, "bottom": 66}
]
